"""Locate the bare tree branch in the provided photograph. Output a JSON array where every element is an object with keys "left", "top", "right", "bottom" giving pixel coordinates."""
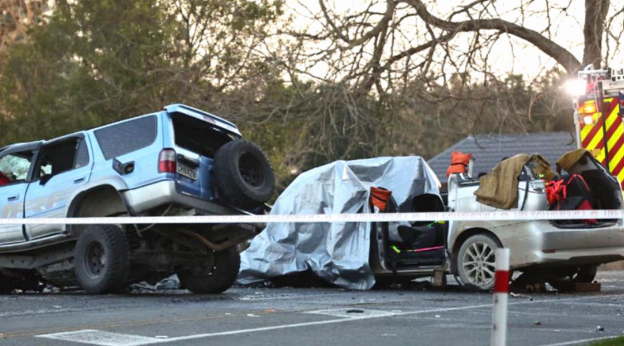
[
  {"left": 400, "top": 0, "right": 582, "bottom": 73},
  {"left": 319, "top": 0, "right": 395, "bottom": 49}
]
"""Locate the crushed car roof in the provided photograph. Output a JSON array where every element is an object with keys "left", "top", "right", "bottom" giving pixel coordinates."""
[{"left": 0, "top": 141, "right": 43, "bottom": 154}]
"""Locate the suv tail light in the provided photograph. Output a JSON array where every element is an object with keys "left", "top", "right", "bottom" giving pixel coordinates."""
[{"left": 158, "top": 149, "right": 176, "bottom": 173}]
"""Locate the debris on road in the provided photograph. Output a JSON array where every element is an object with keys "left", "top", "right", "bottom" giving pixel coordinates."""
[{"left": 510, "top": 292, "right": 534, "bottom": 301}]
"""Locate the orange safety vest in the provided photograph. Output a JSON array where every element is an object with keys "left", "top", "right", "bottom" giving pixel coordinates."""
[
  {"left": 370, "top": 187, "right": 392, "bottom": 212},
  {"left": 446, "top": 151, "right": 472, "bottom": 177}
]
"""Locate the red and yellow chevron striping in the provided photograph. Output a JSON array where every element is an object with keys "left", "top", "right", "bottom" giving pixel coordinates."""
[{"left": 580, "top": 98, "right": 624, "bottom": 187}]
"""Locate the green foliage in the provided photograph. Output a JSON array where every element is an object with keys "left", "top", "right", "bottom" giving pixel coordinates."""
[
  {"left": 0, "top": 0, "right": 177, "bottom": 144},
  {"left": 590, "top": 337, "right": 624, "bottom": 346},
  {"left": 0, "top": 0, "right": 283, "bottom": 143}
]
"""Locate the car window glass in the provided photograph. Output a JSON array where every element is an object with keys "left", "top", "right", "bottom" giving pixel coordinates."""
[
  {"left": 0, "top": 151, "right": 35, "bottom": 183},
  {"left": 40, "top": 163, "right": 52, "bottom": 175},
  {"left": 37, "top": 139, "right": 83, "bottom": 179},
  {"left": 74, "top": 139, "right": 89, "bottom": 169},
  {"left": 171, "top": 113, "right": 232, "bottom": 158},
  {"left": 94, "top": 116, "right": 157, "bottom": 160}
]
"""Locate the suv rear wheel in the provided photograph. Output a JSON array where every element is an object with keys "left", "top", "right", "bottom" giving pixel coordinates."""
[
  {"left": 214, "top": 140, "right": 275, "bottom": 210},
  {"left": 178, "top": 247, "right": 240, "bottom": 294},
  {"left": 75, "top": 225, "right": 130, "bottom": 294}
]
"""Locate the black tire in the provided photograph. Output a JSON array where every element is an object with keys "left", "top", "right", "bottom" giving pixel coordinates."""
[
  {"left": 214, "top": 140, "right": 275, "bottom": 210},
  {"left": 74, "top": 225, "right": 130, "bottom": 294},
  {"left": 178, "top": 247, "right": 240, "bottom": 294},
  {"left": 372, "top": 276, "right": 413, "bottom": 290},
  {"left": 0, "top": 272, "right": 12, "bottom": 294},
  {"left": 456, "top": 234, "right": 502, "bottom": 292},
  {"left": 548, "top": 265, "right": 598, "bottom": 292}
]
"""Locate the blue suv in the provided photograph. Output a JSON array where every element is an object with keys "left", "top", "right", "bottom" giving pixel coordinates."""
[{"left": 0, "top": 104, "right": 274, "bottom": 294}]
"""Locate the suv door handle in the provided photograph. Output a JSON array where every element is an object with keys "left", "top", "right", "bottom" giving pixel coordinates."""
[
  {"left": 7, "top": 195, "right": 19, "bottom": 201},
  {"left": 74, "top": 177, "right": 85, "bottom": 184}
]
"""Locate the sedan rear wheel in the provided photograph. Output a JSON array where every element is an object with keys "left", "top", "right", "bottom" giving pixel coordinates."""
[{"left": 456, "top": 234, "right": 501, "bottom": 291}]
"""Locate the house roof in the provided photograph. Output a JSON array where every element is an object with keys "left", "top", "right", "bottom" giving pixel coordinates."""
[{"left": 427, "top": 132, "right": 578, "bottom": 180}]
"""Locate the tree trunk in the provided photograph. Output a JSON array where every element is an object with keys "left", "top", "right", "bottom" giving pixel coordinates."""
[{"left": 582, "top": 0, "right": 610, "bottom": 68}]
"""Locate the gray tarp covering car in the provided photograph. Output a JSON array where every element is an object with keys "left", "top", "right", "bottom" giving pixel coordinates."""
[{"left": 237, "top": 156, "right": 441, "bottom": 290}]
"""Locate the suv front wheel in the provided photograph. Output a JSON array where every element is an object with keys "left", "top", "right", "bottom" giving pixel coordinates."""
[{"left": 74, "top": 225, "right": 130, "bottom": 294}]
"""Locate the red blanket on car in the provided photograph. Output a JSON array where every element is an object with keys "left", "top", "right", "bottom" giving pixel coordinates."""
[
  {"left": 0, "top": 172, "right": 10, "bottom": 186},
  {"left": 546, "top": 174, "right": 596, "bottom": 224}
]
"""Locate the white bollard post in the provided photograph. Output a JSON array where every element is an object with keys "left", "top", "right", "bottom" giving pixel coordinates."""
[{"left": 491, "top": 248, "right": 510, "bottom": 346}]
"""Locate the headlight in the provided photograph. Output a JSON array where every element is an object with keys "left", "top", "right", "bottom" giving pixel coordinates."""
[
  {"left": 583, "top": 115, "right": 595, "bottom": 125},
  {"left": 566, "top": 79, "right": 586, "bottom": 95}
]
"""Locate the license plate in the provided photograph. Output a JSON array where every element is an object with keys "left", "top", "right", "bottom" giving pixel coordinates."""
[{"left": 177, "top": 162, "right": 197, "bottom": 180}]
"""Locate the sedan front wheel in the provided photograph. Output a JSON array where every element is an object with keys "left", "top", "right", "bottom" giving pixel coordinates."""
[{"left": 456, "top": 234, "right": 502, "bottom": 292}]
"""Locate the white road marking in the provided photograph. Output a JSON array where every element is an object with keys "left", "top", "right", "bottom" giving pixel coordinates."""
[
  {"left": 34, "top": 293, "right": 624, "bottom": 346},
  {"left": 36, "top": 329, "right": 162, "bottom": 346},
  {"left": 36, "top": 303, "right": 494, "bottom": 345},
  {"left": 540, "top": 335, "right": 624, "bottom": 346},
  {"left": 307, "top": 308, "right": 396, "bottom": 318}
]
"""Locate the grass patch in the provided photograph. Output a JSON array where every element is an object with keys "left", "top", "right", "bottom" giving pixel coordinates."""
[{"left": 591, "top": 336, "right": 624, "bottom": 345}]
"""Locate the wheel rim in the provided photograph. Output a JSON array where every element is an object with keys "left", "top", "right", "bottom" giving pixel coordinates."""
[
  {"left": 84, "top": 241, "right": 106, "bottom": 279},
  {"left": 462, "top": 241, "right": 496, "bottom": 288},
  {"left": 239, "top": 152, "right": 265, "bottom": 188}
]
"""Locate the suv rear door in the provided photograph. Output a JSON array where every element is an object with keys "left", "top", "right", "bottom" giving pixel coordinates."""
[{"left": 165, "top": 105, "right": 241, "bottom": 201}]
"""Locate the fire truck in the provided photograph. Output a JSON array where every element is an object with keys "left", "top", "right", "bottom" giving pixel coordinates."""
[{"left": 568, "top": 65, "right": 624, "bottom": 187}]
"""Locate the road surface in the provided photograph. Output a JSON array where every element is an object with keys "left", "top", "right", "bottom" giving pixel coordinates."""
[{"left": 1, "top": 271, "right": 624, "bottom": 346}]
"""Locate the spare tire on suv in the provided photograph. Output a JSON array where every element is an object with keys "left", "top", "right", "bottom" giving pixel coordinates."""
[{"left": 214, "top": 140, "right": 275, "bottom": 210}]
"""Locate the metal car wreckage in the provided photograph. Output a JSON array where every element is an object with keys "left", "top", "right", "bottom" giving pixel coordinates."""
[{"left": 238, "top": 150, "right": 624, "bottom": 292}]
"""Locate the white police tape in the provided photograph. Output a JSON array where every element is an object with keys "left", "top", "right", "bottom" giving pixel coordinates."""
[{"left": 0, "top": 209, "right": 622, "bottom": 225}]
